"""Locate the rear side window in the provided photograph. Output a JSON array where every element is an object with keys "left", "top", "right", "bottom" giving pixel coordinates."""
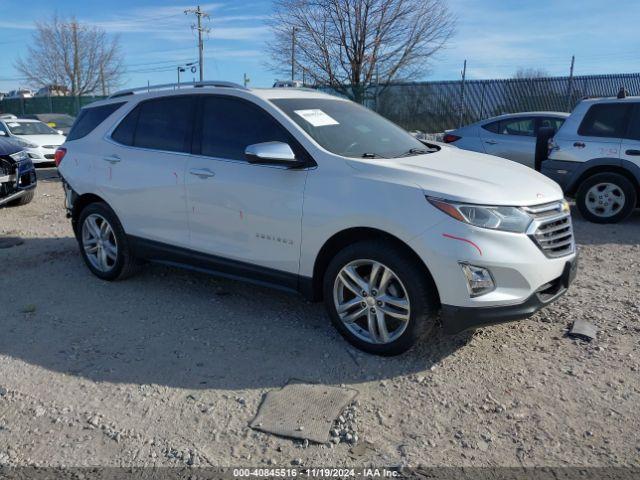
[
  {"left": 67, "top": 102, "right": 125, "bottom": 141},
  {"left": 199, "top": 96, "right": 296, "bottom": 161},
  {"left": 482, "top": 117, "right": 536, "bottom": 136},
  {"left": 111, "top": 106, "right": 140, "bottom": 146},
  {"left": 132, "top": 96, "right": 194, "bottom": 153},
  {"left": 578, "top": 103, "right": 631, "bottom": 138}
]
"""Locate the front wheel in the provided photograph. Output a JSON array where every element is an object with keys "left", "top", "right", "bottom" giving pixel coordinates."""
[
  {"left": 576, "top": 172, "right": 636, "bottom": 223},
  {"left": 323, "top": 240, "right": 438, "bottom": 356}
]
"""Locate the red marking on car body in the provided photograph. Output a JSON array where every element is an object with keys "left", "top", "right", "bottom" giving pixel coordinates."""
[{"left": 442, "top": 233, "right": 482, "bottom": 256}]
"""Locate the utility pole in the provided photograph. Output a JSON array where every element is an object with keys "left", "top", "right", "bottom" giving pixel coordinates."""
[
  {"left": 566, "top": 55, "right": 575, "bottom": 112},
  {"left": 185, "top": 6, "right": 211, "bottom": 82},
  {"left": 458, "top": 59, "right": 467, "bottom": 128},
  {"left": 243, "top": 73, "right": 250, "bottom": 88},
  {"left": 291, "top": 27, "right": 297, "bottom": 82}
]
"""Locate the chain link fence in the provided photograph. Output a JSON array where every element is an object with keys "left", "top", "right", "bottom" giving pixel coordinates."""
[
  {"left": 371, "top": 73, "right": 640, "bottom": 134},
  {"left": 2, "top": 73, "right": 639, "bottom": 134},
  {"left": 0, "top": 95, "right": 106, "bottom": 117}
]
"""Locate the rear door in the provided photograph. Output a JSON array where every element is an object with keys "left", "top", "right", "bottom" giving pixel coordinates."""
[
  {"left": 96, "top": 95, "right": 194, "bottom": 247},
  {"left": 185, "top": 95, "right": 308, "bottom": 275},
  {"left": 480, "top": 116, "right": 537, "bottom": 166},
  {"left": 620, "top": 103, "right": 640, "bottom": 169},
  {"left": 557, "top": 103, "right": 630, "bottom": 163}
]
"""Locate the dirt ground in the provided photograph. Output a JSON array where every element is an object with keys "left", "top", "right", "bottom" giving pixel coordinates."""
[{"left": 0, "top": 168, "right": 639, "bottom": 468}]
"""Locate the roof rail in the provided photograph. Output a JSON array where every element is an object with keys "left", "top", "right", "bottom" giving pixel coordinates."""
[{"left": 108, "top": 81, "right": 247, "bottom": 99}]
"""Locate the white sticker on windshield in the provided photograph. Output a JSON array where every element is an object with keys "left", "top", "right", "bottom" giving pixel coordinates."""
[
  {"left": 7, "top": 122, "right": 19, "bottom": 127},
  {"left": 294, "top": 109, "right": 339, "bottom": 127}
]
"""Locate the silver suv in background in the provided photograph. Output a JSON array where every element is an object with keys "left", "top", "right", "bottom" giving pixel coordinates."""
[
  {"left": 543, "top": 95, "right": 640, "bottom": 223},
  {"left": 445, "top": 112, "right": 568, "bottom": 168}
]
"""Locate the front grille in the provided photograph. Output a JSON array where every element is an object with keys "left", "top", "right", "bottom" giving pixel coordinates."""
[{"left": 524, "top": 201, "right": 574, "bottom": 258}]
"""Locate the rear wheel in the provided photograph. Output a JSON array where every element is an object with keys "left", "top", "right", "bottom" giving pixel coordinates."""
[
  {"left": 323, "top": 240, "right": 438, "bottom": 356},
  {"left": 77, "top": 202, "right": 140, "bottom": 280},
  {"left": 576, "top": 172, "right": 636, "bottom": 223}
]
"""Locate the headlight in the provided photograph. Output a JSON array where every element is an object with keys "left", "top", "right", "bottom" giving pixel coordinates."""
[
  {"left": 9, "top": 150, "right": 29, "bottom": 162},
  {"left": 15, "top": 139, "right": 39, "bottom": 149},
  {"left": 427, "top": 197, "right": 532, "bottom": 233}
]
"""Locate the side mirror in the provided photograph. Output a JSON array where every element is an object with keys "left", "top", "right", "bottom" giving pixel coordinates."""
[{"left": 244, "top": 141, "right": 302, "bottom": 167}]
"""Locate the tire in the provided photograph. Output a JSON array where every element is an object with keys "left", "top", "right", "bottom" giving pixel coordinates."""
[
  {"left": 323, "top": 240, "right": 438, "bottom": 356},
  {"left": 77, "top": 202, "right": 140, "bottom": 281},
  {"left": 576, "top": 172, "right": 636, "bottom": 224},
  {"left": 7, "top": 189, "right": 35, "bottom": 206}
]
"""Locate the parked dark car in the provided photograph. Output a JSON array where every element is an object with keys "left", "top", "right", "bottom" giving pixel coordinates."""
[
  {"left": 0, "top": 137, "right": 37, "bottom": 207},
  {"left": 22, "top": 113, "right": 75, "bottom": 135}
]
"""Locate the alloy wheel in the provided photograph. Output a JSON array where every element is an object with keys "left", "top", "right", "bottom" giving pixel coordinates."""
[
  {"left": 333, "top": 259, "right": 411, "bottom": 345},
  {"left": 82, "top": 213, "right": 118, "bottom": 272}
]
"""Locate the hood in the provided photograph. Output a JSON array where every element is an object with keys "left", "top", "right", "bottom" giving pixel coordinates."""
[
  {"left": 0, "top": 137, "right": 24, "bottom": 156},
  {"left": 15, "top": 134, "right": 66, "bottom": 147},
  {"left": 350, "top": 146, "right": 563, "bottom": 207}
]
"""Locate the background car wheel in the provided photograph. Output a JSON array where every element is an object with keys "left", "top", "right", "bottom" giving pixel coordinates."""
[
  {"left": 576, "top": 173, "right": 636, "bottom": 224},
  {"left": 323, "top": 239, "right": 438, "bottom": 356},
  {"left": 77, "top": 202, "right": 140, "bottom": 281},
  {"left": 7, "top": 189, "right": 35, "bottom": 206}
]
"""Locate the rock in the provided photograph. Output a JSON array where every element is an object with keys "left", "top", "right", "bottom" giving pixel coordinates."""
[
  {"left": 0, "top": 387, "right": 6, "bottom": 397},
  {"left": 477, "top": 440, "right": 489, "bottom": 451},
  {"left": 291, "top": 458, "right": 302, "bottom": 466},
  {"left": 87, "top": 416, "right": 100, "bottom": 427},
  {"left": 34, "top": 407, "right": 46, "bottom": 418}
]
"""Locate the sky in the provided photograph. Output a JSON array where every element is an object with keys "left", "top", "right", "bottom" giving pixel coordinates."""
[{"left": 0, "top": 0, "right": 639, "bottom": 93}]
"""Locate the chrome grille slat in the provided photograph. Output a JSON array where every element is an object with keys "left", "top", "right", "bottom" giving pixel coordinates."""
[{"left": 527, "top": 201, "right": 574, "bottom": 258}]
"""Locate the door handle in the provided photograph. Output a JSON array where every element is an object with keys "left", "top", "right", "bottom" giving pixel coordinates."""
[
  {"left": 573, "top": 142, "right": 585, "bottom": 148},
  {"left": 625, "top": 149, "right": 640, "bottom": 156},
  {"left": 189, "top": 168, "right": 216, "bottom": 179},
  {"left": 484, "top": 139, "right": 498, "bottom": 145},
  {"left": 103, "top": 154, "right": 121, "bottom": 164}
]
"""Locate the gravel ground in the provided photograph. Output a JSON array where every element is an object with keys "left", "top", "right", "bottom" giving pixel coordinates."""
[{"left": 0, "top": 168, "right": 639, "bottom": 468}]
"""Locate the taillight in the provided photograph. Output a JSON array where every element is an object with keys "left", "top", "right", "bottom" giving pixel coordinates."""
[
  {"left": 54, "top": 147, "right": 67, "bottom": 167},
  {"left": 442, "top": 134, "right": 461, "bottom": 143}
]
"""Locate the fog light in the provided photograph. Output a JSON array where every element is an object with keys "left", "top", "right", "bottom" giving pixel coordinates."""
[{"left": 460, "top": 263, "right": 495, "bottom": 297}]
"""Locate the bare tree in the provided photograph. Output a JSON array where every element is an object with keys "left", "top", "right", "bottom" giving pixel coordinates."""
[
  {"left": 16, "top": 16, "right": 124, "bottom": 96},
  {"left": 268, "top": 0, "right": 455, "bottom": 103},
  {"left": 513, "top": 68, "right": 549, "bottom": 79}
]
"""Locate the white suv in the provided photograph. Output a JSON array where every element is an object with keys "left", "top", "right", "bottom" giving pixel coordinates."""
[{"left": 56, "top": 81, "right": 578, "bottom": 355}]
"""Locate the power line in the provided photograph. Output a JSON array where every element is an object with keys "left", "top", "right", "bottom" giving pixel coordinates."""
[{"left": 184, "top": 5, "right": 211, "bottom": 82}]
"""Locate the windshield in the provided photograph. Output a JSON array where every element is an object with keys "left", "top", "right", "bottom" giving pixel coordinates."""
[
  {"left": 36, "top": 115, "right": 75, "bottom": 128},
  {"left": 5, "top": 121, "right": 58, "bottom": 135},
  {"left": 271, "top": 98, "right": 428, "bottom": 158}
]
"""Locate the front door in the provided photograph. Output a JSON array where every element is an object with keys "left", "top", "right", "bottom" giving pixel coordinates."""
[
  {"left": 186, "top": 95, "right": 309, "bottom": 276},
  {"left": 620, "top": 103, "right": 640, "bottom": 169}
]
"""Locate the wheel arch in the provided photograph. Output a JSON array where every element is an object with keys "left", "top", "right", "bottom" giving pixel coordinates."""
[
  {"left": 306, "top": 227, "right": 440, "bottom": 304},
  {"left": 70, "top": 192, "right": 111, "bottom": 237},
  {"left": 568, "top": 160, "right": 640, "bottom": 200}
]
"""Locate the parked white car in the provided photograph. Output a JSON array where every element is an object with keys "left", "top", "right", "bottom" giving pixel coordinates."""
[
  {"left": 0, "top": 115, "right": 66, "bottom": 164},
  {"left": 56, "top": 81, "right": 577, "bottom": 355},
  {"left": 5, "top": 89, "right": 33, "bottom": 99},
  {"left": 445, "top": 112, "right": 568, "bottom": 168}
]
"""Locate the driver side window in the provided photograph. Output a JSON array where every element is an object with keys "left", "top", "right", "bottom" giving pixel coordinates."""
[{"left": 199, "top": 96, "right": 300, "bottom": 162}]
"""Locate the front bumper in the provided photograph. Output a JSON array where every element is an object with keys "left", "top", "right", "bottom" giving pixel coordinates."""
[
  {"left": 26, "top": 146, "right": 58, "bottom": 164},
  {"left": 441, "top": 255, "right": 578, "bottom": 334},
  {"left": 0, "top": 157, "right": 37, "bottom": 206}
]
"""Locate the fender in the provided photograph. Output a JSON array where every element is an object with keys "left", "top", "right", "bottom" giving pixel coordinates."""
[{"left": 541, "top": 157, "right": 640, "bottom": 194}]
